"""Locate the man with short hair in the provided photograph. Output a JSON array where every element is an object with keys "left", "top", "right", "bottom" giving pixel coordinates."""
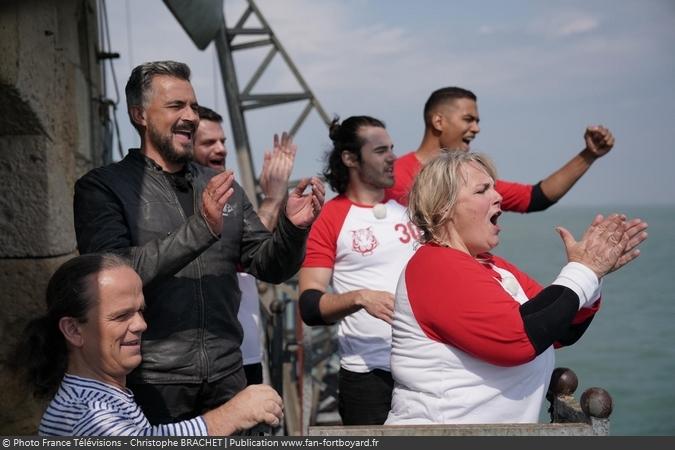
[
  {"left": 192, "top": 106, "right": 227, "bottom": 169},
  {"left": 74, "top": 61, "right": 324, "bottom": 424},
  {"left": 385, "top": 86, "right": 615, "bottom": 210},
  {"left": 193, "top": 105, "right": 296, "bottom": 385}
]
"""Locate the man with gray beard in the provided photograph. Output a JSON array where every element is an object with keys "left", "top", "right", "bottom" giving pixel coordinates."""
[{"left": 74, "top": 61, "right": 325, "bottom": 425}]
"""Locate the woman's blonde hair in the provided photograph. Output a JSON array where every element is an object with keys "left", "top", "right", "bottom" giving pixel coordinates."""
[{"left": 408, "top": 149, "right": 497, "bottom": 245}]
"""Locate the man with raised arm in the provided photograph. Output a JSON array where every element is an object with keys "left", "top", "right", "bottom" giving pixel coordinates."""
[{"left": 386, "top": 86, "right": 614, "bottom": 210}]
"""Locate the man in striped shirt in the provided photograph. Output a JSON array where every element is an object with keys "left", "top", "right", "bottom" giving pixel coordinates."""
[{"left": 16, "top": 254, "right": 283, "bottom": 436}]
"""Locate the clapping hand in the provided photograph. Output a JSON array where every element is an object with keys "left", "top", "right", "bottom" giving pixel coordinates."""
[
  {"left": 285, "top": 177, "right": 325, "bottom": 228},
  {"left": 259, "top": 132, "right": 296, "bottom": 201},
  {"left": 200, "top": 170, "right": 235, "bottom": 235},
  {"left": 587, "top": 213, "right": 648, "bottom": 273},
  {"left": 556, "top": 213, "right": 648, "bottom": 278}
]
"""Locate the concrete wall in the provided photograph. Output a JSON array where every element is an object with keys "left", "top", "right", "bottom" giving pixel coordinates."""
[{"left": 0, "top": 0, "right": 102, "bottom": 434}]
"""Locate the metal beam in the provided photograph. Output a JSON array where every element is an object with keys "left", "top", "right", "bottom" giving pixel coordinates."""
[
  {"left": 242, "top": 47, "right": 277, "bottom": 95},
  {"left": 230, "top": 38, "right": 272, "bottom": 51},
  {"left": 212, "top": 0, "right": 331, "bottom": 204},
  {"left": 214, "top": 19, "right": 258, "bottom": 206},
  {"left": 245, "top": 0, "right": 332, "bottom": 126}
]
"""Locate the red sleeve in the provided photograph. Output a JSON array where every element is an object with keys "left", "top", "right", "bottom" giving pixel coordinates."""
[
  {"left": 495, "top": 179, "right": 533, "bottom": 213},
  {"left": 302, "top": 196, "right": 351, "bottom": 268},
  {"left": 384, "top": 152, "right": 421, "bottom": 206},
  {"left": 406, "top": 246, "right": 536, "bottom": 367}
]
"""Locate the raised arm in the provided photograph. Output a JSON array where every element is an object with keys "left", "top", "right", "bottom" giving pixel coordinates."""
[
  {"left": 539, "top": 125, "right": 615, "bottom": 202},
  {"left": 257, "top": 132, "right": 296, "bottom": 231},
  {"left": 298, "top": 267, "right": 395, "bottom": 325}
]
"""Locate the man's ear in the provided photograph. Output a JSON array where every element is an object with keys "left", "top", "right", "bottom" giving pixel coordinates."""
[
  {"left": 341, "top": 150, "right": 358, "bottom": 168},
  {"left": 130, "top": 105, "right": 147, "bottom": 129},
  {"left": 59, "top": 317, "right": 85, "bottom": 348},
  {"left": 431, "top": 111, "right": 445, "bottom": 133}
]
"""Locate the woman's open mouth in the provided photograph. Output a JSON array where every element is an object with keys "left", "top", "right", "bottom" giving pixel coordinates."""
[{"left": 490, "top": 210, "right": 502, "bottom": 230}]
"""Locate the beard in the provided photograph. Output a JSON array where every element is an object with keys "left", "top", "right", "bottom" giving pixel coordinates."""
[
  {"left": 148, "top": 122, "right": 194, "bottom": 166},
  {"left": 362, "top": 166, "right": 394, "bottom": 189}
]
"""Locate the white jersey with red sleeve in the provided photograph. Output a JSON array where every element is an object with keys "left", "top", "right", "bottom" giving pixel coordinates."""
[
  {"left": 386, "top": 244, "right": 600, "bottom": 424},
  {"left": 303, "top": 195, "right": 418, "bottom": 372}
]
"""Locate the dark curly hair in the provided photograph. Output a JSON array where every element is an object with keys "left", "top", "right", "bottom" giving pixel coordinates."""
[{"left": 323, "top": 115, "right": 386, "bottom": 194}]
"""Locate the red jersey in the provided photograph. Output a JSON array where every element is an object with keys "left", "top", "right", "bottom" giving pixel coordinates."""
[{"left": 385, "top": 151, "right": 536, "bottom": 213}]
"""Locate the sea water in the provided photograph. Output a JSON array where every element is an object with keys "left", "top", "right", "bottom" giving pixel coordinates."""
[{"left": 496, "top": 205, "right": 675, "bottom": 435}]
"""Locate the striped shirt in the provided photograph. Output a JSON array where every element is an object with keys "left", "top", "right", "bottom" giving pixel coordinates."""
[{"left": 39, "top": 374, "right": 208, "bottom": 436}]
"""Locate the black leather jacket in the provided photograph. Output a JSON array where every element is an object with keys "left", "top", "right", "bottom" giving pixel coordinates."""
[{"left": 74, "top": 149, "right": 308, "bottom": 384}]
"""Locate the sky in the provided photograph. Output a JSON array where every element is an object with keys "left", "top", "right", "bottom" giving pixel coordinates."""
[{"left": 103, "top": 0, "right": 675, "bottom": 206}]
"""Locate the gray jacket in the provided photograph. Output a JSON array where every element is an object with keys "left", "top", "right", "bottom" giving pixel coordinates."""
[{"left": 74, "top": 149, "right": 308, "bottom": 383}]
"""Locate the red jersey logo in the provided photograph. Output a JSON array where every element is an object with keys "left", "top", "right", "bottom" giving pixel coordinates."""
[{"left": 350, "top": 226, "right": 379, "bottom": 256}]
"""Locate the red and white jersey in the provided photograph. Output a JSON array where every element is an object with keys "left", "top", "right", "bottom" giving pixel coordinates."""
[
  {"left": 386, "top": 245, "right": 600, "bottom": 424},
  {"left": 303, "top": 196, "right": 418, "bottom": 372},
  {"left": 384, "top": 151, "right": 535, "bottom": 212}
]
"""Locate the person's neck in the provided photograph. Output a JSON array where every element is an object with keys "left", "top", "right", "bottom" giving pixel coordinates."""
[
  {"left": 415, "top": 132, "right": 443, "bottom": 165},
  {"left": 140, "top": 143, "right": 185, "bottom": 173},
  {"left": 68, "top": 356, "right": 126, "bottom": 391},
  {"left": 434, "top": 227, "right": 473, "bottom": 256},
  {"left": 344, "top": 183, "right": 385, "bottom": 206}
]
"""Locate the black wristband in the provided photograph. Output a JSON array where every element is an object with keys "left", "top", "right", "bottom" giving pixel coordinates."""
[
  {"left": 299, "top": 289, "right": 331, "bottom": 326},
  {"left": 527, "top": 181, "right": 556, "bottom": 212}
]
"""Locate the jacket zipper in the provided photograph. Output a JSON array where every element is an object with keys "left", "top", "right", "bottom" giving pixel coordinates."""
[
  {"left": 191, "top": 182, "right": 210, "bottom": 381},
  {"left": 159, "top": 169, "right": 209, "bottom": 382}
]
